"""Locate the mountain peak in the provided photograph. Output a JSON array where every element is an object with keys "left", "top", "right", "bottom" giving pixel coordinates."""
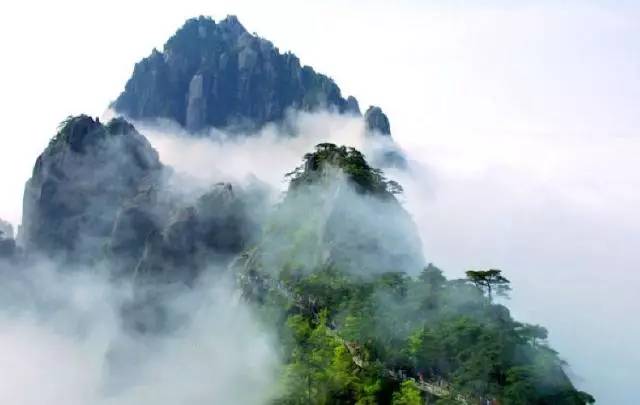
[
  {"left": 364, "top": 105, "right": 391, "bottom": 136},
  {"left": 219, "top": 15, "right": 246, "bottom": 34},
  {"left": 22, "top": 115, "right": 163, "bottom": 261},
  {"left": 47, "top": 115, "right": 142, "bottom": 155},
  {"left": 112, "top": 16, "right": 406, "bottom": 168},
  {"left": 113, "top": 16, "right": 364, "bottom": 133},
  {"left": 288, "top": 143, "right": 402, "bottom": 197}
]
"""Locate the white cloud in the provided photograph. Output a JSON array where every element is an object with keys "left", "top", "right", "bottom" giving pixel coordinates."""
[{"left": 0, "top": 263, "right": 279, "bottom": 405}]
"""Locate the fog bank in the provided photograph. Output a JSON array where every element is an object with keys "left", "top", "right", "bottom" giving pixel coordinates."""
[
  {"left": 0, "top": 262, "right": 279, "bottom": 405},
  {"left": 138, "top": 109, "right": 639, "bottom": 403}
]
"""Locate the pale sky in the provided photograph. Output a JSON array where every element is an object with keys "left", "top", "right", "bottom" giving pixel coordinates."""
[{"left": 0, "top": 1, "right": 639, "bottom": 403}]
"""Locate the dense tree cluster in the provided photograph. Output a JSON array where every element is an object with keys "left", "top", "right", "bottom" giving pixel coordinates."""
[
  {"left": 286, "top": 143, "right": 403, "bottom": 197},
  {"left": 245, "top": 264, "right": 593, "bottom": 404}
]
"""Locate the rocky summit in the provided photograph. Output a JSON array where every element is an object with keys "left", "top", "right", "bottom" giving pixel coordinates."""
[
  {"left": 364, "top": 106, "right": 392, "bottom": 136},
  {"left": 112, "top": 15, "right": 407, "bottom": 167},
  {"left": 113, "top": 16, "right": 362, "bottom": 132},
  {"left": 20, "top": 115, "right": 258, "bottom": 281},
  {"left": 242, "top": 143, "right": 423, "bottom": 278},
  {"left": 20, "top": 115, "right": 164, "bottom": 262},
  {"left": 113, "top": 17, "right": 397, "bottom": 137}
]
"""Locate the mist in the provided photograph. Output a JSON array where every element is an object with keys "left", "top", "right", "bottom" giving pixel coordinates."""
[
  {"left": 0, "top": 102, "right": 634, "bottom": 403},
  {"left": 127, "top": 109, "right": 637, "bottom": 403},
  {"left": 397, "top": 129, "right": 640, "bottom": 403},
  {"left": 124, "top": 110, "right": 371, "bottom": 191},
  {"left": 0, "top": 259, "right": 279, "bottom": 405},
  {"left": 0, "top": 109, "right": 404, "bottom": 405}
]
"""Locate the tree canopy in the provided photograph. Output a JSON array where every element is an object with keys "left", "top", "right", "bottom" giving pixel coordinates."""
[{"left": 465, "top": 269, "right": 511, "bottom": 300}]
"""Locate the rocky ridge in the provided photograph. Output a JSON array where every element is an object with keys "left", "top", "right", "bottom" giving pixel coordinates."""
[
  {"left": 20, "top": 115, "right": 257, "bottom": 283},
  {"left": 112, "top": 15, "right": 403, "bottom": 166}
]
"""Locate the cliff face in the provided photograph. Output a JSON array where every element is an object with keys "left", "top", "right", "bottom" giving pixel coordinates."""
[
  {"left": 113, "top": 15, "right": 407, "bottom": 167},
  {"left": 130, "top": 182, "right": 261, "bottom": 284},
  {"left": 20, "top": 116, "right": 257, "bottom": 282},
  {"left": 20, "top": 116, "right": 164, "bottom": 262},
  {"left": 364, "top": 106, "right": 391, "bottom": 136},
  {"left": 0, "top": 219, "right": 16, "bottom": 259},
  {"left": 113, "top": 16, "right": 360, "bottom": 133}
]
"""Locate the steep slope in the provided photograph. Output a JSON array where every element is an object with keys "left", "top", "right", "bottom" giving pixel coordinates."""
[
  {"left": 129, "top": 182, "right": 262, "bottom": 284},
  {"left": 20, "top": 115, "right": 164, "bottom": 262},
  {"left": 113, "top": 16, "right": 361, "bottom": 133},
  {"left": 236, "top": 145, "right": 594, "bottom": 404},
  {"left": 364, "top": 106, "right": 391, "bottom": 136},
  {"left": 20, "top": 115, "right": 261, "bottom": 282},
  {"left": 0, "top": 218, "right": 16, "bottom": 259},
  {"left": 113, "top": 15, "right": 407, "bottom": 167},
  {"left": 251, "top": 143, "right": 423, "bottom": 277}
]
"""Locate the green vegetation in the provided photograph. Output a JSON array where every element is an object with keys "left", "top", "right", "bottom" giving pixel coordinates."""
[
  {"left": 48, "top": 115, "right": 133, "bottom": 154},
  {"left": 465, "top": 269, "right": 511, "bottom": 300},
  {"left": 239, "top": 144, "right": 594, "bottom": 404},
  {"left": 248, "top": 265, "right": 593, "bottom": 404},
  {"left": 286, "top": 143, "right": 402, "bottom": 197}
]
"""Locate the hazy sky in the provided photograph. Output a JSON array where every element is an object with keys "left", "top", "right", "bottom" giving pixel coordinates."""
[{"left": 0, "top": 1, "right": 639, "bottom": 403}]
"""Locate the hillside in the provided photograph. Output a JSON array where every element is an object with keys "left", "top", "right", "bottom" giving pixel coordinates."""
[{"left": 236, "top": 144, "right": 594, "bottom": 404}]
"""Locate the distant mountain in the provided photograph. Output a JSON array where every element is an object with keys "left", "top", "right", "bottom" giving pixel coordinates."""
[{"left": 112, "top": 16, "right": 402, "bottom": 164}]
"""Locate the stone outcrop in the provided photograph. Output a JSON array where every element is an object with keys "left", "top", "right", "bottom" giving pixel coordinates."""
[
  {"left": 364, "top": 106, "right": 391, "bottom": 136},
  {"left": 132, "top": 183, "right": 256, "bottom": 284},
  {"left": 0, "top": 219, "right": 16, "bottom": 259},
  {"left": 0, "top": 219, "right": 13, "bottom": 240}
]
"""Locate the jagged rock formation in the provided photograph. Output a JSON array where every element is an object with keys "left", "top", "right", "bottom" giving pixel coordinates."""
[
  {"left": 118, "top": 182, "right": 261, "bottom": 333},
  {"left": 20, "top": 115, "right": 258, "bottom": 280},
  {"left": 0, "top": 219, "right": 13, "bottom": 241},
  {"left": 113, "top": 15, "right": 407, "bottom": 167},
  {"left": 0, "top": 219, "right": 16, "bottom": 259},
  {"left": 108, "top": 176, "right": 176, "bottom": 275},
  {"left": 113, "top": 16, "right": 361, "bottom": 133},
  {"left": 364, "top": 106, "right": 391, "bottom": 136},
  {"left": 21, "top": 116, "right": 164, "bottom": 262},
  {"left": 132, "top": 183, "right": 257, "bottom": 284}
]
